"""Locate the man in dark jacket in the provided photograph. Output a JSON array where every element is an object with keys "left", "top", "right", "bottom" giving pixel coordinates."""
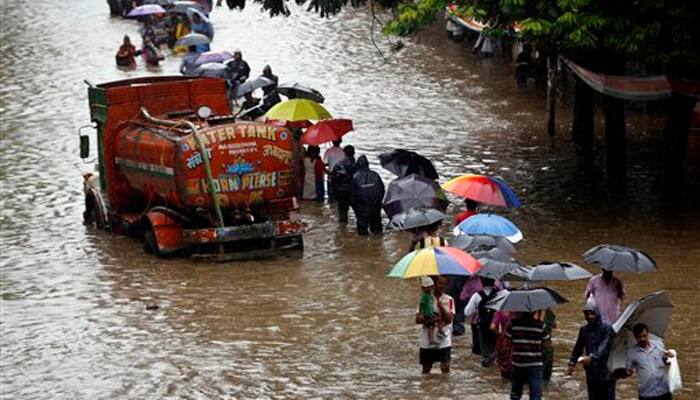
[
  {"left": 260, "top": 65, "right": 281, "bottom": 112},
  {"left": 567, "top": 298, "right": 617, "bottom": 400},
  {"left": 331, "top": 145, "right": 356, "bottom": 223},
  {"left": 225, "top": 49, "right": 251, "bottom": 84},
  {"left": 351, "top": 155, "right": 385, "bottom": 235}
]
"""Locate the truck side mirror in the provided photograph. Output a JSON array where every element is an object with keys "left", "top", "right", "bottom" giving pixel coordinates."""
[
  {"left": 80, "top": 135, "right": 90, "bottom": 159},
  {"left": 78, "top": 123, "right": 95, "bottom": 160}
]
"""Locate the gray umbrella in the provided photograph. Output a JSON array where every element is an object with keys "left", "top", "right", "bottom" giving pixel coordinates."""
[
  {"left": 167, "top": 0, "right": 205, "bottom": 14},
  {"left": 607, "top": 291, "right": 673, "bottom": 372},
  {"left": 175, "top": 33, "right": 211, "bottom": 47},
  {"left": 451, "top": 234, "right": 517, "bottom": 254},
  {"left": 387, "top": 207, "right": 447, "bottom": 231},
  {"left": 469, "top": 246, "right": 513, "bottom": 262},
  {"left": 234, "top": 76, "right": 275, "bottom": 98},
  {"left": 583, "top": 244, "right": 656, "bottom": 273},
  {"left": 475, "top": 257, "right": 523, "bottom": 279},
  {"left": 529, "top": 261, "right": 593, "bottom": 281},
  {"left": 192, "top": 62, "right": 227, "bottom": 78},
  {"left": 277, "top": 82, "right": 325, "bottom": 103},
  {"left": 382, "top": 174, "right": 449, "bottom": 219},
  {"left": 502, "top": 266, "right": 534, "bottom": 282},
  {"left": 486, "top": 287, "right": 568, "bottom": 312}
]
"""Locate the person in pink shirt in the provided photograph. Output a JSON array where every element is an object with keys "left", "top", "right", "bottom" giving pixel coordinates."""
[{"left": 584, "top": 269, "right": 625, "bottom": 325}]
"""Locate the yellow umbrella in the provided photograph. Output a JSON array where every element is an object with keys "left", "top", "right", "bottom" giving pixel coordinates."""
[{"left": 264, "top": 99, "right": 332, "bottom": 122}]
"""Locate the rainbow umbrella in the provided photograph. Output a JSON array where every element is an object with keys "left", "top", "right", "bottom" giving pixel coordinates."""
[
  {"left": 301, "top": 118, "right": 353, "bottom": 145},
  {"left": 441, "top": 174, "right": 521, "bottom": 208},
  {"left": 387, "top": 246, "right": 481, "bottom": 278},
  {"left": 264, "top": 99, "right": 331, "bottom": 122}
]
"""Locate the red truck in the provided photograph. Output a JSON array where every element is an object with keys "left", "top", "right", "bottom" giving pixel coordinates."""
[{"left": 81, "top": 76, "right": 304, "bottom": 259}]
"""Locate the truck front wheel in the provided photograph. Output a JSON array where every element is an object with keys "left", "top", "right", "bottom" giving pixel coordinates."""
[
  {"left": 84, "top": 195, "right": 106, "bottom": 229},
  {"left": 143, "top": 229, "right": 164, "bottom": 257}
]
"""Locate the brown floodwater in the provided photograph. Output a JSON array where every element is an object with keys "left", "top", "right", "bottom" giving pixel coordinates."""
[{"left": 1, "top": 1, "right": 699, "bottom": 399}]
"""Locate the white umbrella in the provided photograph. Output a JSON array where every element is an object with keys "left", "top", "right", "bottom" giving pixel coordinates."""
[{"left": 607, "top": 291, "right": 673, "bottom": 372}]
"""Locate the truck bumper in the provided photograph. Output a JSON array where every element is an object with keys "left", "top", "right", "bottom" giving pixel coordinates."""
[{"left": 180, "top": 220, "right": 305, "bottom": 259}]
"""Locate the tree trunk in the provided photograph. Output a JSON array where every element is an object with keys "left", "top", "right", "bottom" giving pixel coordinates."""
[
  {"left": 663, "top": 95, "right": 696, "bottom": 195},
  {"left": 603, "top": 95, "right": 627, "bottom": 179},
  {"left": 546, "top": 56, "right": 556, "bottom": 136},
  {"left": 571, "top": 77, "right": 594, "bottom": 144}
]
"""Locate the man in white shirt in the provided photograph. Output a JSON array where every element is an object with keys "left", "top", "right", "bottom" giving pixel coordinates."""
[
  {"left": 323, "top": 139, "right": 345, "bottom": 201},
  {"left": 415, "top": 275, "right": 455, "bottom": 374},
  {"left": 623, "top": 323, "right": 675, "bottom": 400},
  {"left": 465, "top": 277, "right": 501, "bottom": 367}
]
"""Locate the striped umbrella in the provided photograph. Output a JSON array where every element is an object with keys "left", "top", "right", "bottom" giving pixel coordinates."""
[
  {"left": 441, "top": 174, "right": 521, "bottom": 208},
  {"left": 387, "top": 246, "right": 481, "bottom": 278}
]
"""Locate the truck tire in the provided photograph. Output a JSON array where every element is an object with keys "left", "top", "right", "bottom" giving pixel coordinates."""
[
  {"left": 84, "top": 195, "right": 106, "bottom": 229},
  {"left": 143, "top": 229, "right": 164, "bottom": 257}
]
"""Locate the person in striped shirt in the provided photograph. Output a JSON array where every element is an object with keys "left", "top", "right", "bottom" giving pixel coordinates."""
[{"left": 506, "top": 311, "right": 550, "bottom": 400}]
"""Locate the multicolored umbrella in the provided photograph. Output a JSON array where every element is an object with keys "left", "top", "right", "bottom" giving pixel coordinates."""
[
  {"left": 455, "top": 213, "right": 523, "bottom": 243},
  {"left": 441, "top": 174, "right": 521, "bottom": 208},
  {"left": 387, "top": 246, "right": 481, "bottom": 278},
  {"left": 264, "top": 99, "right": 331, "bottom": 122},
  {"left": 127, "top": 4, "right": 167, "bottom": 17},
  {"left": 300, "top": 119, "right": 353, "bottom": 145}
]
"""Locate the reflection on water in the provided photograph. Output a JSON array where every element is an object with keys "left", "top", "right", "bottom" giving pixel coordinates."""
[{"left": 1, "top": 1, "right": 699, "bottom": 398}]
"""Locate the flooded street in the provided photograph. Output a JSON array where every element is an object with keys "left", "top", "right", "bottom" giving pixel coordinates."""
[{"left": 1, "top": 1, "right": 699, "bottom": 398}]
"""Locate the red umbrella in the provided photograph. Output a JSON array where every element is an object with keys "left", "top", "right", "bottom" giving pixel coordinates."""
[{"left": 300, "top": 118, "right": 353, "bottom": 145}]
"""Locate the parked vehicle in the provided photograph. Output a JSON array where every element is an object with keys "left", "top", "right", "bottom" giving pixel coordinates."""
[{"left": 81, "top": 76, "right": 304, "bottom": 259}]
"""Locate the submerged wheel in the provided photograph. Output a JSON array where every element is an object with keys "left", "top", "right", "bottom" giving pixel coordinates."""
[
  {"left": 84, "top": 195, "right": 106, "bottom": 229},
  {"left": 143, "top": 229, "right": 164, "bottom": 257}
]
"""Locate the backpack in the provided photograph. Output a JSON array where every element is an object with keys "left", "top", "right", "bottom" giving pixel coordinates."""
[{"left": 477, "top": 288, "right": 499, "bottom": 329}]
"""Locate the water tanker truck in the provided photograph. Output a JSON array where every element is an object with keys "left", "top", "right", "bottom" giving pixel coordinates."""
[{"left": 81, "top": 76, "right": 304, "bottom": 259}]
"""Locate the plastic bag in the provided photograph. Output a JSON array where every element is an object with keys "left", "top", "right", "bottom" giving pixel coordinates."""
[{"left": 667, "top": 349, "right": 682, "bottom": 393}]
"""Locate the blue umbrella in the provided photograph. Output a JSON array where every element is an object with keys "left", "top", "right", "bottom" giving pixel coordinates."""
[
  {"left": 491, "top": 176, "right": 522, "bottom": 208},
  {"left": 455, "top": 213, "right": 523, "bottom": 243}
]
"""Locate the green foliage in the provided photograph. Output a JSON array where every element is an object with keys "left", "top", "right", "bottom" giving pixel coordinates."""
[
  {"left": 226, "top": 0, "right": 697, "bottom": 75},
  {"left": 382, "top": 0, "right": 449, "bottom": 36}
]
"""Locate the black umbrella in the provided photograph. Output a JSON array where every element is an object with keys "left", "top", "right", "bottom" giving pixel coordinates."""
[
  {"left": 529, "top": 261, "right": 593, "bottom": 281},
  {"left": 387, "top": 207, "right": 447, "bottom": 231},
  {"left": 451, "top": 234, "right": 517, "bottom": 254},
  {"left": 382, "top": 174, "right": 449, "bottom": 219},
  {"left": 277, "top": 82, "right": 325, "bottom": 103},
  {"left": 486, "top": 287, "right": 568, "bottom": 312},
  {"left": 378, "top": 149, "right": 439, "bottom": 180},
  {"left": 583, "top": 244, "right": 656, "bottom": 273},
  {"left": 475, "top": 257, "right": 523, "bottom": 279}
]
